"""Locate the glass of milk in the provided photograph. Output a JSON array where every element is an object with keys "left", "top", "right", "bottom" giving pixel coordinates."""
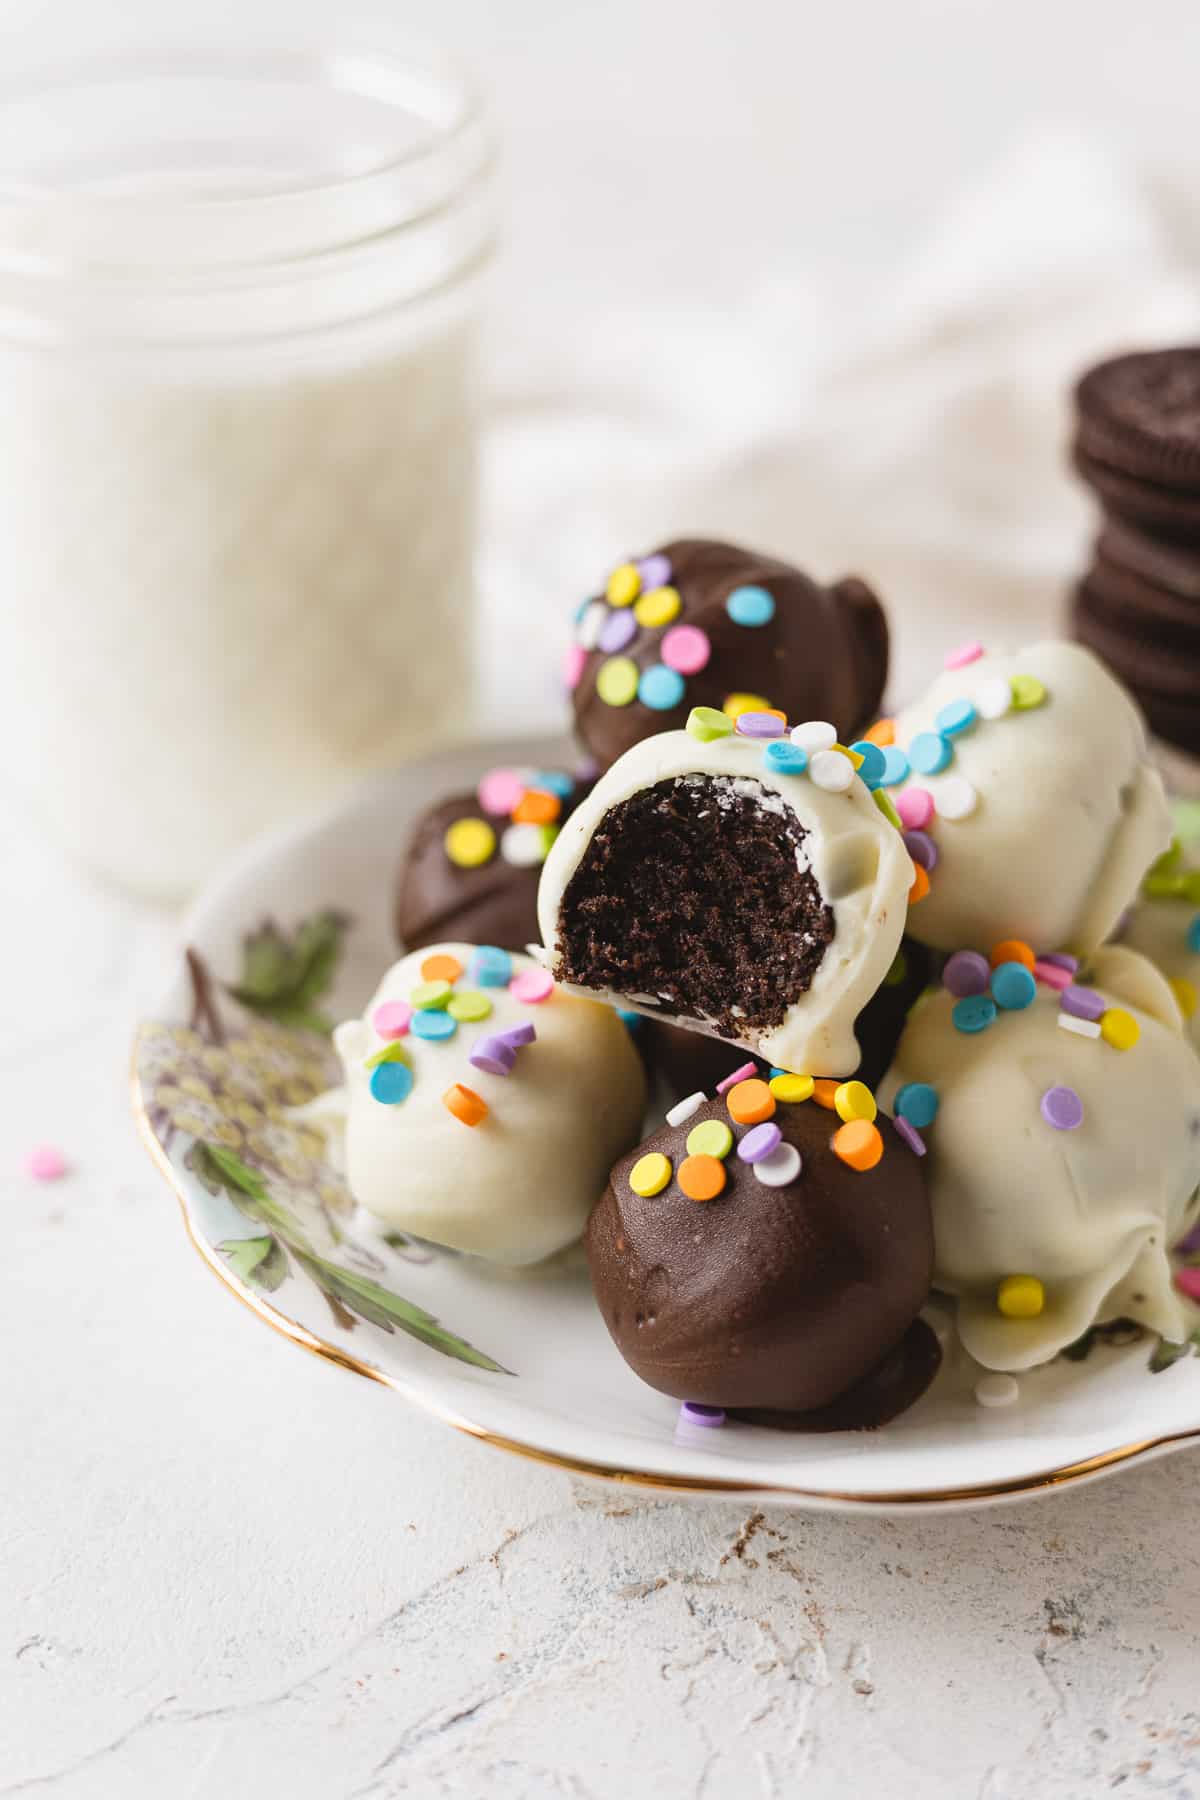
[{"left": 0, "top": 41, "right": 496, "bottom": 897}]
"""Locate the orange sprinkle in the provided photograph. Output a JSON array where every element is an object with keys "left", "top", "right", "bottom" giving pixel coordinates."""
[
  {"left": 677, "top": 1153, "right": 727, "bottom": 1201},
  {"left": 989, "top": 938, "right": 1035, "bottom": 971},
  {"left": 442, "top": 1083, "right": 488, "bottom": 1127},
  {"left": 725, "top": 1078, "right": 775, "bottom": 1125},
  {"left": 421, "top": 952, "right": 464, "bottom": 984},
  {"left": 811, "top": 1079, "right": 840, "bottom": 1111},
  {"left": 832, "top": 1119, "right": 884, "bottom": 1171},
  {"left": 512, "top": 789, "right": 561, "bottom": 826},
  {"left": 908, "top": 864, "right": 931, "bottom": 905},
  {"left": 863, "top": 718, "right": 896, "bottom": 746}
]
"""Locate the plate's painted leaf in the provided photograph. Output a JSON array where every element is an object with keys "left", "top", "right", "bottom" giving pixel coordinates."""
[
  {"left": 220, "top": 1235, "right": 288, "bottom": 1293},
  {"left": 226, "top": 910, "right": 350, "bottom": 1036},
  {"left": 293, "top": 1251, "right": 511, "bottom": 1375}
]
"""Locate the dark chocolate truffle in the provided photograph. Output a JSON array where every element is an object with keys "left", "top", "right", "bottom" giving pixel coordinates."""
[
  {"left": 568, "top": 538, "right": 889, "bottom": 773},
  {"left": 587, "top": 1091, "right": 935, "bottom": 1422}
]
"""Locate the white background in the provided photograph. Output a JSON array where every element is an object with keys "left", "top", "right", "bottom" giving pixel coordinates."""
[{"left": 5, "top": 2, "right": 1200, "bottom": 1796}]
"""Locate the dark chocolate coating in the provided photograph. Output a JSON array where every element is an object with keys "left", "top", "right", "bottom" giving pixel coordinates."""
[
  {"left": 732, "top": 1318, "right": 941, "bottom": 1432},
  {"left": 571, "top": 538, "right": 889, "bottom": 772},
  {"left": 587, "top": 1096, "right": 933, "bottom": 1416}
]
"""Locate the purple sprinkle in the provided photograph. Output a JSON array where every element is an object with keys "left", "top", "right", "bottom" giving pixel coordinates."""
[
  {"left": 1040, "top": 1085, "right": 1084, "bottom": 1131},
  {"left": 598, "top": 608, "right": 637, "bottom": 653},
  {"left": 903, "top": 829, "right": 939, "bottom": 872},
  {"left": 494, "top": 1022, "right": 537, "bottom": 1049},
  {"left": 717, "top": 1060, "right": 759, "bottom": 1094},
  {"left": 943, "top": 949, "right": 991, "bottom": 998},
  {"left": 1175, "top": 1219, "right": 1200, "bottom": 1256},
  {"left": 638, "top": 552, "right": 672, "bottom": 590},
  {"left": 1040, "top": 952, "right": 1079, "bottom": 974},
  {"left": 737, "top": 1122, "right": 783, "bottom": 1164},
  {"left": 679, "top": 1401, "right": 726, "bottom": 1428},
  {"left": 469, "top": 1036, "right": 517, "bottom": 1077},
  {"left": 893, "top": 1115, "right": 927, "bottom": 1156},
  {"left": 1061, "top": 984, "right": 1105, "bottom": 1023},
  {"left": 734, "top": 711, "right": 786, "bottom": 740},
  {"left": 574, "top": 755, "right": 599, "bottom": 783}
]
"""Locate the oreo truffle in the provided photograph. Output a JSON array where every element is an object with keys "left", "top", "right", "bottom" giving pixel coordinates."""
[
  {"left": 566, "top": 538, "right": 888, "bottom": 774},
  {"left": 397, "top": 764, "right": 591, "bottom": 954},
  {"left": 587, "top": 1083, "right": 936, "bottom": 1422}
]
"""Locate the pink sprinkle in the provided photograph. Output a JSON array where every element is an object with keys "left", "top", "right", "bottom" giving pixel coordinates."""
[
  {"left": 1173, "top": 1267, "right": 1200, "bottom": 1302},
  {"left": 661, "top": 624, "right": 711, "bottom": 676},
  {"left": 510, "top": 968, "right": 555, "bottom": 1005},
  {"left": 478, "top": 766, "right": 525, "bottom": 814},
  {"left": 562, "top": 645, "right": 586, "bottom": 692},
  {"left": 1033, "top": 960, "right": 1072, "bottom": 992},
  {"left": 716, "top": 1060, "right": 758, "bottom": 1094},
  {"left": 25, "top": 1145, "right": 67, "bottom": 1181},
  {"left": 896, "top": 787, "right": 935, "bottom": 830},
  {"left": 373, "top": 1001, "right": 412, "bottom": 1039},
  {"left": 944, "top": 641, "right": 984, "bottom": 670}
]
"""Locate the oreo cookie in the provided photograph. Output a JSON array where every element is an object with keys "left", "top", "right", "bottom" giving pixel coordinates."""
[{"left": 1075, "top": 348, "right": 1200, "bottom": 490}]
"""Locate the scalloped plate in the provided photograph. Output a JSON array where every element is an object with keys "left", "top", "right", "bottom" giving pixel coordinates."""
[{"left": 132, "top": 737, "right": 1200, "bottom": 1511}]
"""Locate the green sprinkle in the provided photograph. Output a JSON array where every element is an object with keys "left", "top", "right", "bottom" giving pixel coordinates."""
[
  {"left": 687, "top": 705, "right": 734, "bottom": 743},
  {"left": 1009, "top": 673, "right": 1046, "bottom": 710},
  {"left": 874, "top": 788, "right": 902, "bottom": 831},
  {"left": 410, "top": 979, "right": 452, "bottom": 1011},
  {"left": 448, "top": 990, "right": 493, "bottom": 1023},
  {"left": 364, "top": 1040, "right": 412, "bottom": 1073}
]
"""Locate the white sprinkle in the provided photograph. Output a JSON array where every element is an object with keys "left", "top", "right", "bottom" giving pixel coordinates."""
[
  {"left": 975, "top": 676, "right": 1012, "bottom": 720},
  {"left": 752, "top": 1142, "right": 802, "bottom": 1187},
  {"left": 790, "top": 719, "right": 838, "bottom": 754},
  {"left": 577, "top": 600, "right": 607, "bottom": 650},
  {"left": 500, "top": 822, "right": 547, "bottom": 867},
  {"left": 1058, "top": 1012, "right": 1101, "bottom": 1039},
  {"left": 810, "top": 749, "right": 854, "bottom": 792},
  {"left": 665, "top": 1092, "right": 707, "bottom": 1127},
  {"left": 934, "top": 774, "right": 978, "bottom": 820},
  {"left": 975, "top": 1374, "right": 1019, "bottom": 1408}
]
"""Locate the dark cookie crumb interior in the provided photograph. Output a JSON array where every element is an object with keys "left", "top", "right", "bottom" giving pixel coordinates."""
[{"left": 555, "top": 775, "right": 835, "bottom": 1035}]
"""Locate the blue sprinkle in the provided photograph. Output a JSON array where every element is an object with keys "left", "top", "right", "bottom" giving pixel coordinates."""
[
  {"left": 532, "top": 770, "right": 575, "bottom": 798},
  {"left": 763, "top": 740, "right": 808, "bottom": 775},
  {"left": 991, "top": 961, "right": 1037, "bottom": 1010},
  {"left": 849, "top": 740, "right": 886, "bottom": 787},
  {"left": 953, "top": 994, "right": 997, "bottom": 1034},
  {"left": 935, "top": 698, "right": 977, "bottom": 738},
  {"left": 616, "top": 1007, "right": 643, "bottom": 1035},
  {"left": 894, "top": 1082, "right": 939, "bottom": 1129},
  {"left": 411, "top": 1008, "right": 457, "bottom": 1041},
  {"left": 574, "top": 597, "right": 592, "bottom": 624},
  {"left": 469, "top": 945, "right": 513, "bottom": 987},
  {"left": 370, "top": 1060, "right": 414, "bottom": 1105},
  {"left": 638, "top": 663, "right": 686, "bottom": 711},
  {"left": 879, "top": 746, "right": 911, "bottom": 787},
  {"left": 909, "top": 731, "right": 953, "bottom": 775},
  {"left": 769, "top": 1067, "right": 788, "bottom": 1079},
  {"left": 725, "top": 584, "right": 776, "bottom": 628},
  {"left": 1188, "top": 914, "right": 1200, "bottom": 954}
]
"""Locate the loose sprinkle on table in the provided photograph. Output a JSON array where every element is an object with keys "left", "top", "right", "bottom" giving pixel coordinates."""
[
  {"left": 679, "top": 1401, "right": 726, "bottom": 1427},
  {"left": 24, "top": 1145, "right": 67, "bottom": 1181}
]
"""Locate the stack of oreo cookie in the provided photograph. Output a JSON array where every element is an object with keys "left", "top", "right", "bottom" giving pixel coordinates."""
[{"left": 1071, "top": 348, "right": 1200, "bottom": 758}]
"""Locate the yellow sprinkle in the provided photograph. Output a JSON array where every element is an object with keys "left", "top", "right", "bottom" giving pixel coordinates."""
[
  {"left": 1099, "top": 1007, "right": 1140, "bottom": 1051},
  {"left": 834, "top": 1080, "right": 877, "bottom": 1124},
  {"left": 444, "top": 817, "right": 496, "bottom": 868},
  {"left": 833, "top": 743, "right": 866, "bottom": 769},
  {"left": 629, "top": 1151, "right": 672, "bottom": 1197},
  {"left": 634, "top": 585, "right": 681, "bottom": 628},
  {"left": 997, "top": 1274, "right": 1045, "bottom": 1319},
  {"left": 1009, "top": 673, "right": 1046, "bottom": 711},
  {"left": 769, "top": 1072, "right": 815, "bottom": 1103},
  {"left": 686, "top": 1118, "right": 733, "bottom": 1160},
  {"left": 1170, "top": 977, "right": 1198, "bottom": 1020},
  {"left": 595, "top": 656, "right": 640, "bottom": 706},
  {"left": 723, "top": 691, "right": 772, "bottom": 721},
  {"left": 606, "top": 563, "right": 641, "bottom": 606}
]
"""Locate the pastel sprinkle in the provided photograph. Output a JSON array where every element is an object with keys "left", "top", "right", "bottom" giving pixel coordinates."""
[
  {"left": 634, "top": 585, "right": 681, "bottom": 629},
  {"left": 444, "top": 817, "right": 495, "bottom": 868},
  {"left": 24, "top": 1144, "right": 67, "bottom": 1180},
  {"left": 764, "top": 741, "right": 808, "bottom": 775},
  {"left": 724, "top": 691, "right": 773, "bottom": 721},
  {"left": 975, "top": 1374, "right": 1019, "bottom": 1407},
  {"left": 411, "top": 979, "right": 452, "bottom": 1010},
  {"left": 874, "top": 789, "right": 903, "bottom": 830},
  {"left": 687, "top": 1118, "right": 734, "bottom": 1160},
  {"left": 411, "top": 1009, "right": 456, "bottom": 1041},
  {"left": 812, "top": 1079, "right": 839, "bottom": 1110},
  {"left": 944, "top": 950, "right": 991, "bottom": 997},
  {"left": 1010, "top": 673, "right": 1046, "bottom": 710},
  {"left": 468, "top": 1036, "right": 516, "bottom": 1077},
  {"left": 878, "top": 746, "right": 911, "bottom": 786},
  {"left": 998, "top": 1275, "right": 1045, "bottom": 1318},
  {"left": 726, "top": 1078, "right": 776, "bottom": 1125},
  {"left": 1058, "top": 1012, "right": 1101, "bottom": 1039},
  {"left": 790, "top": 720, "right": 837, "bottom": 754},
  {"left": 944, "top": 641, "right": 984, "bottom": 670},
  {"left": 904, "top": 829, "right": 938, "bottom": 872},
  {"left": 975, "top": 676, "right": 1012, "bottom": 719},
  {"left": 1188, "top": 916, "right": 1200, "bottom": 953},
  {"left": 469, "top": 946, "right": 513, "bottom": 987},
  {"left": 893, "top": 1117, "right": 926, "bottom": 1157},
  {"left": 1171, "top": 977, "right": 1197, "bottom": 1018},
  {"left": 370, "top": 1061, "right": 413, "bottom": 1105},
  {"left": 1041, "top": 1085, "right": 1083, "bottom": 1130},
  {"left": 836, "top": 743, "right": 866, "bottom": 769},
  {"left": 598, "top": 608, "right": 637, "bottom": 654},
  {"left": 477, "top": 767, "right": 524, "bottom": 815},
  {"left": 908, "top": 864, "right": 931, "bottom": 905},
  {"left": 725, "top": 584, "right": 776, "bottom": 627},
  {"left": 363, "top": 1040, "right": 411, "bottom": 1073},
  {"left": 1040, "top": 952, "right": 1079, "bottom": 974},
  {"left": 834, "top": 1080, "right": 877, "bottom": 1124},
  {"left": 421, "top": 952, "right": 464, "bottom": 983},
  {"left": 991, "top": 962, "right": 1037, "bottom": 1011},
  {"left": 849, "top": 740, "right": 886, "bottom": 787},
  {"left": 953, "top": 994, "right": 997, "bottom": 1033},
  {"left": 532, "top": 770, "right": 575, "bottom": 798},
  {"left": 638, "top": 663, "right": 686, "bottom": 711},
  {"left": 687, "top": 705, "right": 733, "bottom": 743},
  {"left": 563, "top": 645, "right": 586, "bottom": 688},
  {"left": 894, "top": 1082, "right": 939, "bottom": 1129},
  {"left": 678, "top": 1153, "right": 727, "bottom": 1202},
  {"left": 509, "top": 968, "right": 555, "bottom": 1004},
  {"left": 372, "top": 1001, "right": 412, "bottom": 1039},
  {"left": 863, "top": 718, "right": 896, "bottom": 746},
  {"left": 737, "top": 1122, "right": 783, "bottom": 1163},
  {"left": 908, "top": 731, "right": 953, "bottom": 775},
  {"left": 934, "top": 775, "right": 978, "bottom": 820},
  {"left": 769, "top": 1072, "right": 815, "bottom": 1103},
  {"left": 810, "top": 749, "right": 855, "bottom": 793},
  {"left": 448, "top": 990, "right": 492, "bottom": 1023},
  {"left": 606, "top": 562, "right": 640, "bottom": 606},
  {"left": 576, "top": 600, "right": 607, "bottom": 650},
  {"left": 716, "top": 1061, "right": 759, "bottom": 1094},
  {"left": 935, "top": 698, "right": 977, "bottom": 737},
  {"left": 638, "top": 553, "right": 672, "bottom": 589},
  {"left": 736, "top": 710, "right": 786, "bottom": 739},
  {"left": 629, "top": 1152, "right": 672, "bottom": 1197},
  {"left": 896, "top": 787, "right": 935, "bottom": 829},
  {"left": 1034, "top": 959, "right": 1073, "bottom": 991},
  {"left": 1100, "top": 1007, "right": 1140, "bottom": 1051},
  {"left": 751, "top": 1141, "right": 803, "bottom": 1187},
  {"left": 662, "top": 624, "right": 711, "bottom": 675},
  {"left": 1174, "top": 1268, "right": 1200, "bottom": 1302},
  {"left": 443, "top": 1083, "right": 488, "bottom": 1127},
  {"left": 679, "top": 1401, "right": 726, "bottom": 1427},
  {"left": 494, "top": 1021, "right": 537, "bottom": 1049},
  {"left": 665, "top": 1092, "right": 707, "bottom": 1127},
  {"left": 501, "top": 822, "right": 550, "bottom": 867},
  {"left": 990, "top": 939, "right": 1035, "bottom": 971},
  {"left": 596, "top": 656, "right": 639, "bottom": 706},
  {"left": 831, "top": 1119, "right": 884, "bottom": 1171},
  {"left": 1061, "top": 985, "right": 1105, "bottom": 1022}
]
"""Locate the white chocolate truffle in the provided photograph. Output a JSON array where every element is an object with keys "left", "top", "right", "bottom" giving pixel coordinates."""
[
  {"left": 330, "top": 943, "right": 646, "bottom": 1266},
  {"left": 881, "top": 947, "right": 1200, "bottom": 1371},
  {"left": 889, "top": 642, "right": 1171, "bottom": 955},
  {"left": 537, "top": 725, "right": 912, "bottom": 1076},
  {"left": 1120, "top": 836, "right": 1200, "bottom": 1052}
]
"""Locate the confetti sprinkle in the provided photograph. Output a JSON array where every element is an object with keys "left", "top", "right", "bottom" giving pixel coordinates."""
[
  {"left": 468, "top": 1036, "right": 516, "bottom": 1077},
  {"left": 665, "top": 1092, "right": 707, "bottom": 1127},
  {"left": 974, "top": 675, "right": 1012, "bottom": 719},
  {"left": 1058, "top": 1012, "right": 1101, "bottom": 1039},
  {"left": 904, "top": 829, "right": 938, "bottom": 871},
  {"left": 411, "top": 1009, "right": 457, "bottom": 1042},
  {"left": 495, "top": 1022, "right": 537, "bottom": 1050},
  {"left": 1061, "top": 984, "right": 1105, "bottom": 1022},
  {"left": 421, "top": 952, "right": 464, "bottom": 984},
  {"left": 501, "top": 822, "right": 550, "bottom": 867},
  {"left": 448, "top": 990, "right": 493, "bottom": 1023},
  {"left": 1040, "top": 1085, "right": 1083, "bottom": 1130},
  {"left": 934, "top": 775, "right": 977, "bottom": 820},
  {"left": 908, "top": 731, "right": 953, "bottom": 775},
  {"left": 893, "top": 1117, "right": 927, "bottom": 1156},
  {"left": 638, "top": 663, "right": 686, "bottom": 711},
  {"left": 478, "top": 768, "right": 524, "bottom": 815},
  {"left": 725, "top": 584, "right": 776, "bottom": 627},
  {"left": 989, "top": 939, "right": 1035, "bottom": 971},
  {"left": 724, "top": 692, "right": 773, "bottom": 721},
  {"left": 510, "top": 968, "right": 555, "bottom": 1004},
  {"left": 790, "top": 719, "right": 837, "bottom": 754},
  {"left": 469, "top": 946, "right": 513, "bottom": 987},
  {"left": 997, "top": 1274, "right": 1044, "bottom": 1317},
  {"left": 410, "top": 979, "right": 453, "bottom": 1010},
  {"left": 1099, "top": 1007, "right": 1140, "bottom": 1051},
  {"left": 662, "top": 624, "right": 711, "bottom": 675},
  {"left": 991, "top": 962, "right": 1037, "bottom": 1011},
  {"left": 878, "top": 746, "right": 911, "bottom": 787},
  {"left": 1009, "top": 673, "right": 1046, "bottom": 710},
  {"left": 894, "top": 1082, "right": 939, "bottom": 1129},
  {"left": 908, "top": 863, "right": 931, "bottom": 905},
  {"left": 849, "top": 740, "right": 886, "bottom": 787},
  {"left": 764, "top": 740, "right": 808, "bottom": 775},
  {"left": 372, "top": 1001, "right": 412, "bottom": 1039},
  {"left": 563, "top": 644, "right": 586, "bottom": 689},
  {"left": 735, "top": 710, "right": 787, "bottom": 739},
  {"left": 768, "top": 1072, "right": 814, "bottom": 1103},
  {"left": 944, "top": 641, "right": 984, "bottom": 670},
  {"left": 678, "top": 1153, "right": 727, "bottom": 1201},
  {"left": 834, "top": 1080, "right": 877, "bottom": 1124},
  {"left": 863, "top": 718, "right": 896, "bottom": 746},
  {"left": 596, "top": 656, "right": 640, "bottom": 706},
  {"left": 751, "top": 1141, "right": 802, "bottom": 1187},
  {"left": 726, "top": 1078, "right": 776, "bottom": 1125},
  {"left": 1034, "top": 959, "right": 1073, "bottom": 991},
  {"left": 687, "top": 1118, "right": 734, "bottom": 1160},
  {"left": 443, "top": 1083, "right": 488, "bottom": 1126},
  {"left": 638, "top": 553, "right": 673, "bottom": 589},
  {"left": 832, "top": 1119, "right": 884, "bottom": 1171},
  {"left": 576, "top": 601, "right": 607, "bottom": 651},
  {"left": 953, "top": 994, "right": 997, "bottom": 1033},
  {"left": 737, "top": 1121, "right": 783, "bottom": 1163},
  {"left": 975, "top": 1374, "right": 1019, "bottom": 1408},
  {"left": 944, "top": 950, "right": 991, "bottom": 996},
  {"left": 370, "top": 1061, "right": 413, "bottom": 1105},
  {"left": 606, "top": 562, "right": 640, "bottom": 606},
  {"left": 444, "top": 817, "right": 496, "bottom": 868},
  {"left": 810, "top": 748, "right": 855, "bottom": 792},
  {"left": 629, "top": 1151, "right": 673, "bottom": 1197},
  {"left": 634, "top": 585, "right": 681, "bottom": 628},
  {"left": 811, "top": 1079, "right": 839, "bottom": 1110},
  {"left": 874, "top": 789, "right": 903, "bottom": 830},
  {"left": 679, "top": 1401, "right": 726, "bottom": 1427},
  {"left": 686, "top": 704, "right": 733, "bottom": 742},
  {"left": 597, "top": 609, "right": 638, "bottom": 654},
  {"left": 935, "top": 698, "right": 977, "bottom": 737},
  {"left": 896, "top": 787, "right": 935, "bottom": 829},
  {"left": 716, "top": 1062, "right": 759, "bottom": 1094}
]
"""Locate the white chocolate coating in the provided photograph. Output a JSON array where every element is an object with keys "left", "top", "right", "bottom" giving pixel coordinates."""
[
  {"left": 1120, "top": 841, "right": 1200, "bottom": 1053},
  {"left": 537, "top": 727, "right": 912, "bottom": 1076},
  {"left": 329, "top": 944, "right": 646, "bottom": 1266},
  {"left": 881, "top": 947, "right": 1200, "bottom": 1371},
  {"left": 890, "top": 643, "right": 1171, "bottom": 955}
]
